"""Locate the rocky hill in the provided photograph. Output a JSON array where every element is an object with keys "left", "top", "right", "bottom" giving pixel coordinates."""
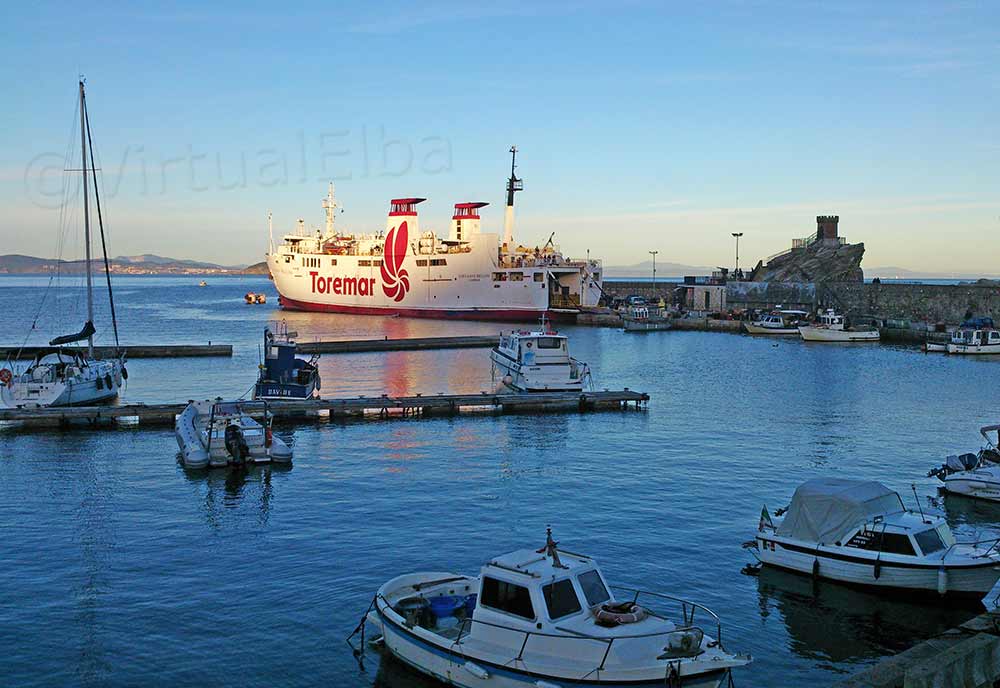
[
  {"left": 0, "top": 254, "right": 264, "bottom": 275},
  {"left": 748, "top": 241, "right": 865, "bottom": 283}
]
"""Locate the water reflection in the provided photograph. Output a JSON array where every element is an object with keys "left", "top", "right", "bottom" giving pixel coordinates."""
[
  {"left": 755, "top": 566, "right": 978, "bottom": 665},
  {"left": 180, "top": 460, "right": 293, "bottom": 528},
  {"left": 373, "top": 651, "right": 446, "bottom": 688}
]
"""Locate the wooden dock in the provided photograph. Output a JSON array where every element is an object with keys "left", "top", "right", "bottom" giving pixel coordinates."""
[
  {"left": 0, "top": 390, "right": 648, "bottom": 429},
  {"left": 0, "top": 344, "right": 233, "bottom": 359},
  {"left": 296, "top": 336, "right": 497, "bottom": 354}
]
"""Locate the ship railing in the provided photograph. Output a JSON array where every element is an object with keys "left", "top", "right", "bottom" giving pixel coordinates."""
[
  {"left": 943, "top": 536, "right": 1000, "bottom": 561},
  {"left": 378, "top": 585, "right": 724, "bottom": 675}
]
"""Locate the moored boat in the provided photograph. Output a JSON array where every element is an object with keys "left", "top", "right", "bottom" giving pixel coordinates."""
[
  {"left": 798, "top": 310, "right": 880, "bottom": 342},
  {"left": 0, "top": 80, "right": 126, "bottom": 409},
  {"left": 928, "top": 424, "right": 1000, "bottom": 501},
  {"left": 743, "top": 310, "right": 807, "bottom": 336},
  {"left": 753, "top": 478, "right": 1000, "bottom": 600},
  {"left": 254, "top": 323, "right": 321, "bottom": 400},
  {"left": 622, "top": 305, "right": 672, "bottom": 332},
  {"left": 266, "top": 149, "right": 603, "bottom": 321},
  {"left": 175, "top": 399, "right": 292, "bottom": 469},
  {"left": 946, "top": 327, "right": 1000, "bottom": 355},
  {"left": 358, "top": 529, "right": 751, "bottom": 687},
  {"left": 491, "top": 318, "right": 591, "bottom": 392}
]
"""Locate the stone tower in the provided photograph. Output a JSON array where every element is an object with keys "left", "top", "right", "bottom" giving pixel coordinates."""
[{"left": 816, "top": 215, "right": 839, "bottom": 243}]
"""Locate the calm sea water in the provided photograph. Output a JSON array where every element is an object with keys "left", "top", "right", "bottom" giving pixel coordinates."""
[{"left": 2, "top": 275, "right": 1000, "bottom": 687}]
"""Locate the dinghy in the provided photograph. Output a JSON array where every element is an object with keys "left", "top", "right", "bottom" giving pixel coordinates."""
[
  {"left": 357, "top": 528, "right": 751, "bottom": 687},
  {"left": 753, "top": 478, "right": 1000, "bottom": 600},
  {"left": 928, "top": 425, "right": 1000, "bottom": 501},
  {"left": 175, "top": 399, "right": 292, "bottom": 469}
]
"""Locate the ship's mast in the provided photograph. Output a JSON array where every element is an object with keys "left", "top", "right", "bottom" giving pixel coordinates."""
[
  {"left": 79, "top": 80, "right": 94, "bottom": 357},
  {"left": 502, "top": 146, "right": 522, "bottom": 249},
  {"left": 323, "top": 182, "right": 337, "bottom": 236}
]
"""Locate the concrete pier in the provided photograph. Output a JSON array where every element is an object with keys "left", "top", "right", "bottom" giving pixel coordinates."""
[
  {"left": 0, "top": 344, "right": 233, "bottom": 359},
  {"left": 296, "top": 336, "right": 497, "bottom": 354},
  {"left": 0, "top": 390, "right": 649, "bottom": 429},
  {"left": 834, "top": 610, "right": 1000, "bottom": 688}
]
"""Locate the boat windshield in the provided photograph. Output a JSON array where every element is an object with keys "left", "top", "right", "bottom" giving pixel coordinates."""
[
  {"left": 542, "top": 579, "right": 582, "bottom": 620},
  {"left": 534, "top": 337, "right": 563, "bottom": 349},
  {"left": 914, "top": 528, "right": 946, "bottom": 555},
  {"left": 577, "top": 569, "right": 610, "bottom": 606}
]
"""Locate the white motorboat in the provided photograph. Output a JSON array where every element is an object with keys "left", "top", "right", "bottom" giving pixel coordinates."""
[
  {"left": 175, "top": 399, "right": 292, "bottom": 469},
  {"left": 798, "top": 310, "right": 880, "bottom": 342},
  {"left": 491, "top": 318, "right": 591, "bottom": 392},
  {"left": 947, "top": 328, "right": 1000, "bottom": 355},
  {"left": 622, "top": 305, "right": 673, "bottom": 332},
  {"left": 928, "top": 425, "right": 1000, "bottom": 501},
  {"left": 0, "top": 81, "right": 126, "bottom": 409},
  {"left": 753, "top": 478, "right": 1000, "bottom": 600},
  {"left": 359, "top": 529, "right": 751, "bottom": 687},
  {"left": 743, "top": 309, "right": 807, "bottom": 336}
]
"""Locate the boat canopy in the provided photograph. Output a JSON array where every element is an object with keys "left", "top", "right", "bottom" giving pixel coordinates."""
[
  {"left": 776, "top": 478, "right": 905, "bottom": 544},
  {"left": 48, "top": 320, "right": 96, "bottom": 347}
]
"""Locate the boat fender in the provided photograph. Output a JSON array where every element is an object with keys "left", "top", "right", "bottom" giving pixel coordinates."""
[
  {"left": 265, "top": 426, "right": 273, "bottom": 448},
  {"left": 0, "top": 369, "right": 11, "bottom": 385},
  {"left": 937, "top": 567, "right": 947, "bottom": 595},
  {"left": 873, "top": 560, "right": 881, "bottom": 580},
  {"left": 96, "top": 376, "right": 104, "bottom": 390},
  {"left": 121, "top": 366, "right": 128, "bottom": 380},
  {"left": 105, "top": 374, "right": 113, "bottom": 389},
  {"left": 463, "top": 661, "right": 489, "bottom": 680},
  {"left": 812, "top": 558, "right": 819, "bottom": 579}
]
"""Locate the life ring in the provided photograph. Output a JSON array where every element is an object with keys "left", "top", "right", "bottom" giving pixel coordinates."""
[
  {"left": 594, "top": 601, "right": 647, "bottom": 626},
  {"left": 0, "top": 368, "right": 11, "bottom": 385}
]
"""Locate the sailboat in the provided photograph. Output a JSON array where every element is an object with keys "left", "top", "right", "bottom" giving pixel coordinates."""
[{"left": 0, "top": 80, "right": 126, "bottom": 408}]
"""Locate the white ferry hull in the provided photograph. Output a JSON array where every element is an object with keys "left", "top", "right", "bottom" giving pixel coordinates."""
[
  {"left": 798, "top": 326, "right": 880, "bottom": 342},
  {"left": 757, "top": 535, "right": 1000, "bottom": 599}
]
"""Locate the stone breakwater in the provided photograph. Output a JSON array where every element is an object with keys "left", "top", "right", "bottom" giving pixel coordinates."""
[{"left": 604, "top": 281, "right": 1000, "bottom": 326}]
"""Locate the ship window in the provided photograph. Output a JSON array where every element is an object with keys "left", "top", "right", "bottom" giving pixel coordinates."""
[
  {"left": 510, "top": 272, "right": 524, "bottom": 281},
  {"left": 578, "top": 570, "right": 610, "bottom": 606},
  {"left": 480, "top": 577, "right": 534, "bottom": 620},
  {"left": 534, "top": 273, "right": 544, "bottom": 282},
  {"left": 914, "top": 528, "right": 946, "bottom": 555},
  {"left": 285, "top": 256, "right": 292, "bottom": 263},
  {"left": 431, "top": 259, "right": 447, "bottom": 266},
  {"left": 358, "top": 260, "right": 371, "bottom": 267},
  {"left": 542, "top": 579, "right": 581, "bottom": 620},
  {"left": 330, "top": 259, "right": 337, "bottom": 266},
  {"left": 846, "top": 529, "right": 915, "bottom": 556},
  {"left": 536, "top": 337, "right": 562, "bottom": 349},
  {"left": 493, "top": 273, "right": 507, "bottom": 282},
  {"left": 374, "top": 260, "right": 383, "bottom": 267},
  {"left": 416, "top": 259, "right": 428, "bottom": 267},
  {"left": 592, "top": 272, "right": 600, "bottom": 281}
]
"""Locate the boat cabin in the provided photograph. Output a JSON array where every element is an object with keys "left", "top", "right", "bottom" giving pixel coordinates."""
[
  {"left": 955, "top": 329, "right": 1000, "bottom": 347},
  {"left": 816, "top": 310, "right": 845, "bottom": 329},
  {"left": 496, "top": 329, "right": 569, "bottom": 367},
  {"left": 470, "top": 548, "right": 613, "bottom": 638},
  {"left": 838, "top": 511, "right": 956, "bottom": 559}
]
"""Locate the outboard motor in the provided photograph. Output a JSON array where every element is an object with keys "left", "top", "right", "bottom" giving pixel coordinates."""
[{"left": 224, "top": 424, "right": 249, "bottom": 466}]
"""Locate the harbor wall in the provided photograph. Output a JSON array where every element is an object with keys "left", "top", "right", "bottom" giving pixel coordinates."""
[{"left": 603, "top": 280, "right": 1000, "bottom": 325}]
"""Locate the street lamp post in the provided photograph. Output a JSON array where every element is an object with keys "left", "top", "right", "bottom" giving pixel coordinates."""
[
  {"left": 649, "top": 250, "right": 658, "bottom": 292},
  {"left": 731, "top": 232, "right": 743, "bottom": 278}
]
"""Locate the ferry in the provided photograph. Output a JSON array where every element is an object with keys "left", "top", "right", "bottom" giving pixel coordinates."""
[{"left": 266, "top": 149, "right": 603, "bottom": 321}]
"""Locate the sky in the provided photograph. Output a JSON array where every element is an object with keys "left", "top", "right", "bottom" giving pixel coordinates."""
[{"left": 2, "top": 1, "right": 998, "bottom": 274}]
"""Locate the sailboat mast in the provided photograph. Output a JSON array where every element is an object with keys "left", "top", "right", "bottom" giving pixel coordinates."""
[{"left": 79, "top": 80, "right": 94, "bottom": 357}]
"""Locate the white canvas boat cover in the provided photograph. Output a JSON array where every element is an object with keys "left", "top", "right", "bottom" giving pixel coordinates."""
[{"left": 776, "top": 478, "right": 904, "bottom": 545}]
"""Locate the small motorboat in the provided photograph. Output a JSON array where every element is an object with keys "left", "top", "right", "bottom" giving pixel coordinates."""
[
  {"left": 743, "top": 309, "right": 807, "bottom": 336},
  {"left": 255, "top": 292, "right": 267, "bottom": 304},
  {"left": 245, "top": 292, "right": 256, "bottom": 304},
  {"left": 947, "top": 327, "right": 1000, "bottom": 355},
  {"left": 928, "top": 424, "right": 1000, "bottom": 501},
  {"left": 174, "top": 398, "right": 292, "bottom": 469},
  {"left": 753, "top": 477, "right": 1000, "bottom": 600},
  {"left": 254, "top": 322, "right": 321, "bottom": 400},
  {"left": 198, "top": 280, "right": 208, "bottom": 287},
  {"left": 491, "top": 317, "right": 591, "bottom": 392},
  {"left": 357, "top": 528, "right": 751, "bottom": 687},
  {"left": 923, "top": 341, "right": 948, "bottom": 353},
  {"left": 622, "top": 305, "right": 673, "bottom": 332},
  {"left": 798, "top": 310, "right": 880, "bottom": 342}
]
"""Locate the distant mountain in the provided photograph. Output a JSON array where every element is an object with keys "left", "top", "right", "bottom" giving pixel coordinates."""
[
  {"left": 603, "top": 260, "right": 715, "bottom": 279},
  {"left": 0, "top": 254, "right": 264, "bottom": 275}
]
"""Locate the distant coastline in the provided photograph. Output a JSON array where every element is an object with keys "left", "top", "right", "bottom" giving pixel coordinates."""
[{"left": 0, "top": 254, "right": 268, "bottom": 276}]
